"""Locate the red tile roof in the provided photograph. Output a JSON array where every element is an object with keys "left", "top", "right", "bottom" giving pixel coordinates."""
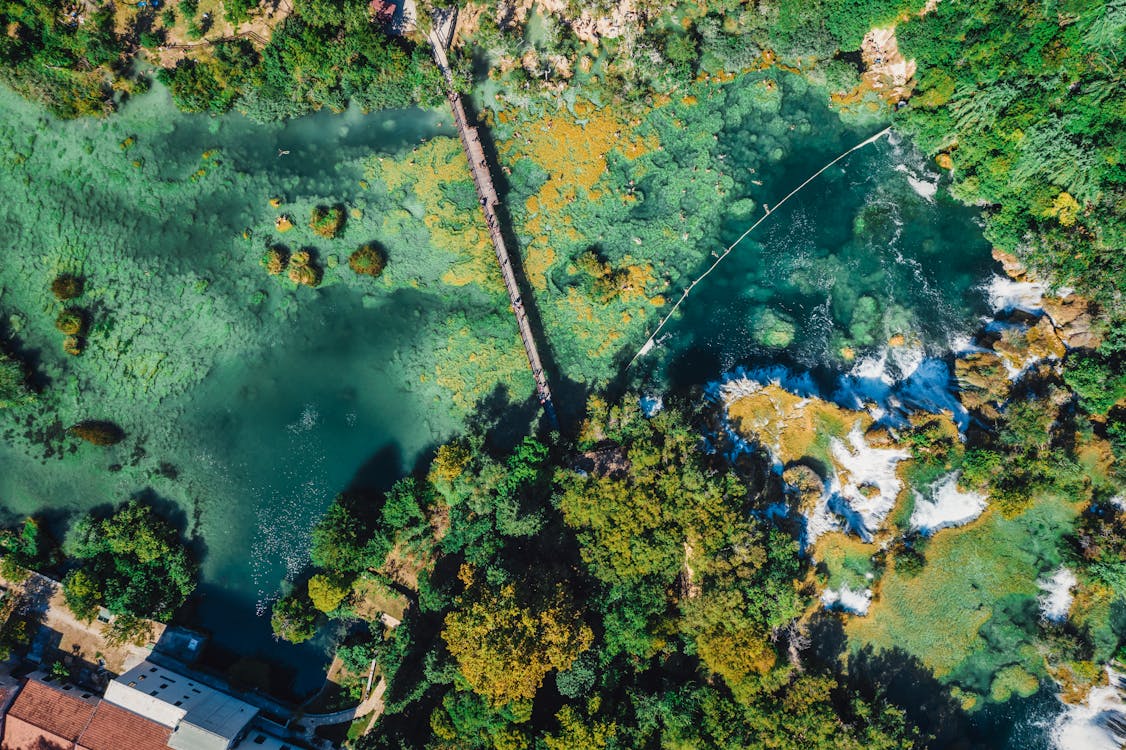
[
  {"left": 6, "top": 679, "right": 97, "bottom": 743},
  {"left": 76, "top": 701, "right": 172, "bottom": 750}
]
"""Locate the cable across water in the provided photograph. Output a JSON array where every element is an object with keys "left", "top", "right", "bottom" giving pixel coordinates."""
[{"left": 628, "top": 126, "right": 894, "bottom": 368}]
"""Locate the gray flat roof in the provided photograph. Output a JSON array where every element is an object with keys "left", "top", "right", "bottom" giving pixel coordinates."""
[{"left": 168, "top": 721, "right": 231, "bottom": 750}]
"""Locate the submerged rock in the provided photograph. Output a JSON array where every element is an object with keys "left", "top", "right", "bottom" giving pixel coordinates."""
[
  {"left": 68, "top": 420, "right": 125, "bottom": 446},
  {"left": 751, "top": 308, "right": 796, "bottom": 348}
]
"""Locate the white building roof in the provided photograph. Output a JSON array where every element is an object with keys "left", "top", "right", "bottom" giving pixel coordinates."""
[{"left": 103, "top": 661, "right": 258, "bottom": 748}]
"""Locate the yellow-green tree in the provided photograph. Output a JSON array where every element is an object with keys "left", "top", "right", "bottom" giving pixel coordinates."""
[
  {"left": 443, "top": 568, "right": 593, "bottom": 706},
  {"left": 542, "top": 706, "right": 617, "bottom": 750},
  {"left": 307, "top": 574, "right": 350, "bottom": 613}
]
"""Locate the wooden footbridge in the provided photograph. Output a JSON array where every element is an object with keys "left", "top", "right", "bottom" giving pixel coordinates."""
[{"left": 427, "top": 11, "right": 559, "bottom": 428}]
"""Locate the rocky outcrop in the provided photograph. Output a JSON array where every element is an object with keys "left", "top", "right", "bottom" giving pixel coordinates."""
[
  {"left": 955, "top": 351, "right": 1009, "bottom": 419},
  {"left": 991, "top": 248, "right": 1102, "bottom": 350},
  {"left": 1042, "top": 295, "right": 1101, "bottom": 350}
]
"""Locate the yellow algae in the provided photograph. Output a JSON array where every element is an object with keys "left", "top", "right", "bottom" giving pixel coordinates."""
[
  {"left": 497, "top": 102, "right": 657, "bottom": 289},
  {"left": 726, "top": 385, "right": 864, "bottom": 467},
  {"left": 432, "top": 323, "right": 528, "bottom": 411},
  {"left": 370, "top": 138, "right": 500, "bottom": 290}
]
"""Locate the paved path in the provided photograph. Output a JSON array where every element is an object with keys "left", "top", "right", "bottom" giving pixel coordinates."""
[
  {"left": 301, "top": 678, "right": 386, "bottom": 728},
  {"left": 427, "top": 11, "right": 559, "bottom": 429}
]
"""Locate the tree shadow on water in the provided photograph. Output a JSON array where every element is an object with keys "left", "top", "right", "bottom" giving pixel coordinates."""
[{"left": 805, "top": 613, "right": 976, "bottom": 749}]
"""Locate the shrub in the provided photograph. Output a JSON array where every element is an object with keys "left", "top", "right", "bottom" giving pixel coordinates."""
[
  {"left": 55, "top": 308, "right": 85, "bottom": 336},
  {"left": 310, "top": 205, "right": 345, "bottom": 239},
  {"left": 51, "top": 274, "right": 83, "bottom": 300},
  {"left": 349, "top": 244, "right": 387, "bottom": 277},
  {"left": 261, "top": 246, "right": 289, "bottom": 275},
  {"left": 288, "top": 264, "right": 321, "bottom": 287},
  {"left": 62, "top": 336, "right": 84, "bottom": 357}
]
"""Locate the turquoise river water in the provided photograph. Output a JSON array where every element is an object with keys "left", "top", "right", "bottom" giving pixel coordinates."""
[{"left": 0, "top": 77, "right": 1074, "bottom": 746}]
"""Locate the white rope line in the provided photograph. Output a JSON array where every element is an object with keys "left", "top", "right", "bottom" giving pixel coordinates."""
[{"left": 628, "top": 126, "right": 893, "bottom": 368}]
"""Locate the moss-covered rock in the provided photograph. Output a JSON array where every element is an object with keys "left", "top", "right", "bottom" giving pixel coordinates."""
[
  {"left": 782, "top": 462, "right": 824, "bottom": 514},
  {"left": 955, "top": 351, "right": 1009, "bottom": 418}
]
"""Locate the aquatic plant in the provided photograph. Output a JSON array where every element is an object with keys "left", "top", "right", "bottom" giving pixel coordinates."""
[
  {"left": 50, "top": 274, "right": 83, "bottom": 300},
  {"left": 310, "top": 205, "right": 346, "bottom": 239},
  {"left": 0, "top": 351, "right": 32, "bottom": 408},
  {"left": 349, "top": 243, "right": 387, "bottom": 277},
  {"left": 67, "top": 420, "right": 125, "bottom": 446},
  {"left": 54, "top": 308, "right": 85, "bottom": 336}
]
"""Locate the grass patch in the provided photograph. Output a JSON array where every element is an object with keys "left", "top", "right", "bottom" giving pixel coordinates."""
[{"left": 847, "top": 494, "right": 1082, "bottom": 697}]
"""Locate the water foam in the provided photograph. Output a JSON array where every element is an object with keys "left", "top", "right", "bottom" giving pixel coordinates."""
[
  {"left": 986, "top": 274, "right": 1047, "bottom": 313},
  {"left": 894, "top": 163, "right": 939, "bottom": 201},
  {"left": 820, "top": 584, "right": 873, "bottom": 615},
  {"left": 910, "top": 471, "right": 987, "bottom": 534},
  {"left": 1051, "top": 668, "right": 1126, "bottom": 750},
  {"left": 1039, "top": 567, "right": 1078, "bottom": 622},
  {"left": 823, "top": 423, "right": 909, "bottom": 541}
]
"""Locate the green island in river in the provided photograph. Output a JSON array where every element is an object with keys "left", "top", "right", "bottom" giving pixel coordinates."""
[{"left": 0, "top": 0, "right": 1123, "bottom": 748}]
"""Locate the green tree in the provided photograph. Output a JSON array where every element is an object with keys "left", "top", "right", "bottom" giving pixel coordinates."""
[
  {"left": 1064, "top": 352, "right": 1126, "bottom": 416},
  {"left": 64, "top": 500, "right": 197, "bottom": 620},
  {"left": 307, "top": 573, "right": 350, "bottom": 613},
  {"left": 271, "top": 589, "right": 319, "bottom": 643},
  {"left": 310, "top": 493, "right": 391, "bottom": 576},
  {"left": 62, "top": 568, "right": 103, "bottom": 622}
]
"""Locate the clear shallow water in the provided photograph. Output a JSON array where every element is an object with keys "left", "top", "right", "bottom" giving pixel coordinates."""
[
  {"left": 0, "top": 85, "right": 469, "bottom": 693},
  {"left": 651, "top": 129, "right": 994, "bottom": 387}
]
